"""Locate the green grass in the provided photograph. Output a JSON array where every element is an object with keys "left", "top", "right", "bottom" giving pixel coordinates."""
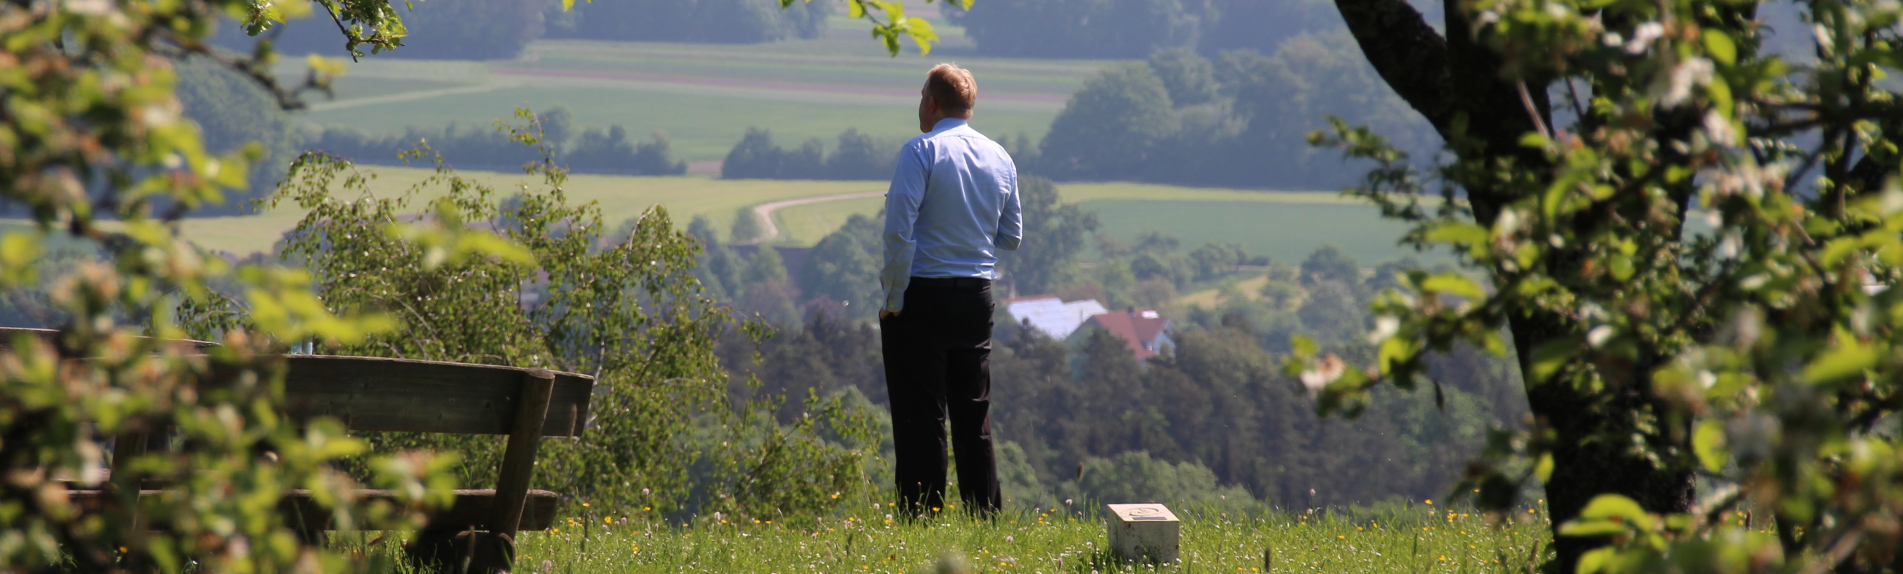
[
  {"left": 178, "top": 169, "right": 893, "bottom": 255},
  {"left": 302, "top": 86, "right": 1056, "bottom": 162},
  {"left": 289, "top": 33, "right": 1100, "bottom": 162},
  {"left": 766, "top": 181, "right": 1428, "bottom": 264},
  {"left": 504, "top": 503, "right": 1550, "bottom": 573},
  {"left": 181, "top": 171, "right": 1427, "bottom": 264}
]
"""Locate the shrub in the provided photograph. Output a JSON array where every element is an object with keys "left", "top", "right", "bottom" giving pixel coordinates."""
[{"left": 721, "top": 128, "right": 898, "bottom": 181}]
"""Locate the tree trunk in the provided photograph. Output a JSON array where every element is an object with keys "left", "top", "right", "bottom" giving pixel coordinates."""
[{"left": 1331, "top": 0, "right": 1697, "bottom": 570}]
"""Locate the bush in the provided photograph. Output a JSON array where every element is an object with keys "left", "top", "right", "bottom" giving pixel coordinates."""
[
  {"left": 546, "top": 0, "right": 829, "bottom": 43},
  {"left": 306, "top": 113, "right": 685, "bottom": 176},
  {"left": 722, "top": 128, "right": 898, "bottom": 180}
]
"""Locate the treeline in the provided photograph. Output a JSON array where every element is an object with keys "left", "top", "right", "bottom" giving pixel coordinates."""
[
  {"left": 941, "top": 0, "right": 1354, "bottom": 59},
  {"left": 546, "top": 0, "right": 829, "bottom": 44},
  {"left": 215, "top": 0, "right": 827, "bottom": 61},
  {"left": 722, "top": 37, "right": 1437, "bottom": 190},
  {"left": 305, "top": 107, "right": 686, "bottom": 175},
  {"left": 1030, "top": 37, "right": 1437, "bottom": 189},
  {"left": 721, "top": 128, "right": 898, "bottom": 180},
  {"left": 707, "top": 221, "right": 1525, "bottom": 511}
]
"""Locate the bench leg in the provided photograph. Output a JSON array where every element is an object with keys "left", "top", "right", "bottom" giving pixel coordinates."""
[{"left": 407, "top": 528, "right": 514, "bottom": 574}]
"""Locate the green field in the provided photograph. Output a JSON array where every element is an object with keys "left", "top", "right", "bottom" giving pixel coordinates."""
[
  {"left": 768, "top": 181, "right": 1425, "bottom": 265},
  {"left": 291, "top": 20, "right": 1099, "bottom": 163},
  {"left": 179, "top": 169, "right": 1424, "bottom": 265},
  {"left": 501, "top": 503, "right": 1549, "bottom": 574}
]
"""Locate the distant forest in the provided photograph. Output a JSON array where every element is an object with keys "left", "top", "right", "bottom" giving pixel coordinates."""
[{"left": 215, "top": 0, "right": 828, "bottom": 60}]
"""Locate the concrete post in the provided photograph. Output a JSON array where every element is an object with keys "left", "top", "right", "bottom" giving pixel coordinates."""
[{"left": 1105, "top": 503, "right": 1180, "bottom": 564}]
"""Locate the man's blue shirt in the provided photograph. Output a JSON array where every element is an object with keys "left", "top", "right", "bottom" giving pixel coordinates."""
[{"left": 881, "top": 118, "right": 1022, "bottom": 312}]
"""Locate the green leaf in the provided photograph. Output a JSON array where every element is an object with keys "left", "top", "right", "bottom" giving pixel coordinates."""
[
  {"left": 848, "top": 0, "right": 865, "bottom": 18},
  {"left": 1534, "top": 452, "right": 1555, "bottom": 482},
  {"left": 1609, "top": 256, "right": 1635, "bottom": 281},
  {"left": 1419, "top": 273, "right": 1485, "bottom": 299},
  {"left": 1706, "top": 76, "right": 1734, "bottom": 119},
  {"left": 1801, "top": 335, "right": 1876, "bottom": 385},
  {"left": 1423, "top": 222, "right": 1490, "bottom": 251},
  {"left": 1578, "top": 494, "right": 1646, "bottom": 519},
  {"left": 1693, "top": 419, "right": 1728, "bottom": 473},
  {"left": 1530, "top": 340, "right": 1575, "bottom": 383},
  {"left": 1559, "top": 519, "right": 1631, "bottom": 537},
  {"left": 1290, "top": 335, "right": 1319, "bottom": 359},
  {"left": 1702, "top": 29, "right": 1737, "bottom": 66},
  {"left": 1576, "top": 547, "right": 1617, "bottom": 574}
]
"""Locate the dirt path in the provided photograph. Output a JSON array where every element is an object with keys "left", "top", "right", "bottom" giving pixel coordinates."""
[{"left": 738, "top": 191, "right": 885, "bottom": 244}]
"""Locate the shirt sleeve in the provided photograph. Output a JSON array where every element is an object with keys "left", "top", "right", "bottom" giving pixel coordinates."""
[
  {"left": 995, "top": 167, "right": 1022, "bottom": 252},
  {"left": 881, "top": 142, "right": 927, "bottom": 313}
]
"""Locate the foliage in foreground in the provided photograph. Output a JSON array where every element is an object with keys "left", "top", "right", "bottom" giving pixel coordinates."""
[
  {"left": 180, "top": 118, "right": 887, "bottom": 524},
  {"left": 1291, "top": 0, "right": 1903, "bottom": 569}
]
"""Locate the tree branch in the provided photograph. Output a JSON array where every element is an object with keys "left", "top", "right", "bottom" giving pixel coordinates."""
[{"left": 1333, "top": 0, "right": 1457, "bottom": 132}]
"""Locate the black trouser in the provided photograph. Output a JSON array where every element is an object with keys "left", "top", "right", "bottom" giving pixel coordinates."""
[{"left": 880, "top": 276, "right": 1001, "bottom": 517}]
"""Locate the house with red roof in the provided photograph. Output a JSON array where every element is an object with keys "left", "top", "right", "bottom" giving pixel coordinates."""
[{"left": 1071, "top": 308, "right": 1174, "bottom": 362}]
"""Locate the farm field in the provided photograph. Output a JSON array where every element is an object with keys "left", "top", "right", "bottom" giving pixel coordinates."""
[
  {"left": 769, "top": 181, "right": 1422, "bottom": 265},
  {"left": 502, "top": 503, "right": 1550, "bottom": 574},
  {"left": 290, "top": 17, "right": 1096, "bottom": 164},
  {"left": 173, "top": 169, "right": 1418, "bottom": 264}
]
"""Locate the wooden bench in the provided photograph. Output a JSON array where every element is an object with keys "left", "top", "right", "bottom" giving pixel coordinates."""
[
  {"left": 267, "top": 355, "right": 595, "bottom": 573},
  {"left": 15, "top": 325, "right": 597, "bottom": 574}
]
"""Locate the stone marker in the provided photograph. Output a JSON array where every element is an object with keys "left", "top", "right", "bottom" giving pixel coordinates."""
[{"left": 1105, "top": 503, "right": 1179, "bottom": 563}]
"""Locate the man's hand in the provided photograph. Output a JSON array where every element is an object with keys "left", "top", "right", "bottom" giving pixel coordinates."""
[{"left": 880, "top": 309, "right": 900, "bottom": 320}]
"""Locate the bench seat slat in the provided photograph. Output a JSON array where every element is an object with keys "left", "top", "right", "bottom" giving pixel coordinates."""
[{"left": 275, "top": 356, "right": 592, "bottom": 437}]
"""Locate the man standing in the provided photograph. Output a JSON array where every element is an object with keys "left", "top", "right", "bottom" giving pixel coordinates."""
[{"left": 880, "top": 63, "right": 1021, "bottom": 517}]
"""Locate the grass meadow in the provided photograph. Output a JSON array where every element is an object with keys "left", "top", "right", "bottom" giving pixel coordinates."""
[
  {"left": 294, "top": 16, "right": 1094, "bottom": 163},
  {"left": 175, "top": 168, "right": 1423, "bottom": 268},
  {"left": 479, "top": 500, "right": 1550, "bottom": 574}
]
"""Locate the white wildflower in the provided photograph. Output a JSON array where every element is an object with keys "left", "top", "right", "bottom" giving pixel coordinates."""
[
  {"left": 1703, "top": 110, "right": 1736, "bottom": 146},
  {"left": 1663, "top": 58, "right": 1714, "bottom": 108},
  {"left": 1367, "top": 315, "right": 1401, "bottom": 345},
  {"left": 1587, "top": 325, "right": 1615, "bottom": 348},
  {"left": 1626, "top": 22, "right": 1665, "bottom": 53},
  {"left": 1299, "top": 353, "right": 1347, "bottom": 397}
]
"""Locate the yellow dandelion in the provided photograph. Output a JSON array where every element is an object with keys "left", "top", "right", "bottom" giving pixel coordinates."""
[
  {"left": 632, "top": 544, "right": 640, "bottom": 554},
  {"left": 582, "top": 502, "right": 590, "bottom": 507},
  {"left": 1337, "top": 535, "right": 1345, "bottom": 539},
  {"left": 551, "top": 528, "right": 561, "bottom": 534},
  {"left": 1438, "top": 556, "right": 1447, "bottom": 561},
  {"left": 605, "top": 517, "right": 613, "bottom": 524}
]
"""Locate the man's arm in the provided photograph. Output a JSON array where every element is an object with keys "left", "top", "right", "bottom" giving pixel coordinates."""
[
  {"left": 995, "top": 170, "right": 1022, "bottom": 252},
  {"left": 881, "top": 143, "right": 927, "bottom": 315}
]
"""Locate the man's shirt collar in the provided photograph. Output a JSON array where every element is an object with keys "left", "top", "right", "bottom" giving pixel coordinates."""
[{"left": 930, "top": 118, "right": 969, "bottom": 134}]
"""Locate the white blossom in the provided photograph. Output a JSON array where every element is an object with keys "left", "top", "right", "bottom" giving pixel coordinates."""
[{"left": 1627, "top": 22, "right": 1665, "bottom": 54}]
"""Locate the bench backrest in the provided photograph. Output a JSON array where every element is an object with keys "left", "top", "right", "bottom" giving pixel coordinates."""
[
  {"left": 278, "top": 356, "right": 594, "bottom": 438},
  {"left": 0, "top": 327, "right": 595, "bottom": 437}
]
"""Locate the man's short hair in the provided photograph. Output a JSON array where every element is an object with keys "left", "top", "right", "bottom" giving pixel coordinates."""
[{"left": 926, "top": 63, "right": 977, "bottom": 112}]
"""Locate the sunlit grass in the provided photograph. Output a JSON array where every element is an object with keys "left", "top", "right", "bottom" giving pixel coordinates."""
[{"left": 506, "top": 500, "right": 1552, "bottom": 573}]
